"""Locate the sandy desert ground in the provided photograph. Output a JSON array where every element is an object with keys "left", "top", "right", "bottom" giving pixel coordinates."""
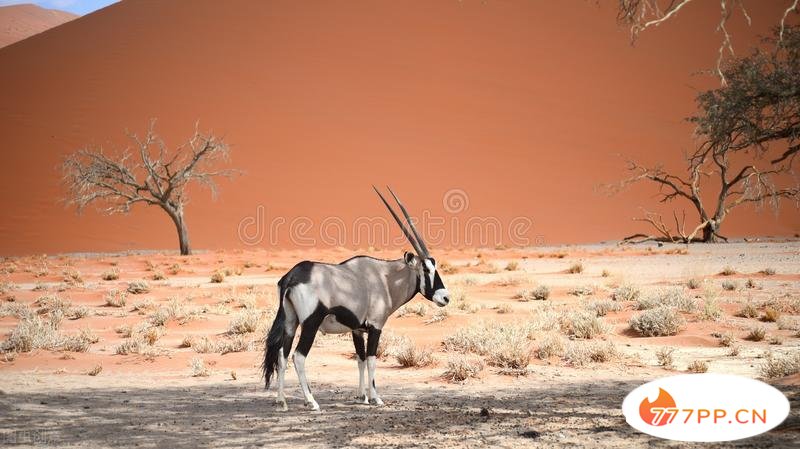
[{"left": 1, "top": 241, "right": 799, "bottom": 448}]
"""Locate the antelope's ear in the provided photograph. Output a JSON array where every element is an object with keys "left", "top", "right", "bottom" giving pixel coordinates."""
[{"left": 404, "top": 251, "right": 418, "bottom": 266}]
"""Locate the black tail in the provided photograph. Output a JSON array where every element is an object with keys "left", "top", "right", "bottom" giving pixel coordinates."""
[{"left": 262, "top": 284, "right": 286, "bottom": 389}]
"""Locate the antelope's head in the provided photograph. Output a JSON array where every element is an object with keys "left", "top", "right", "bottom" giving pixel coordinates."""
[{"left": 374, "top": 186, "right": 450, "bottom": 307}]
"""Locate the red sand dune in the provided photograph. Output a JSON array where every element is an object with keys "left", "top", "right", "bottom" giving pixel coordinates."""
[
  {"left": 0, "top": 1, "right": 797, "bottom": 256},
  {"left": 0, "top": 3, "right": 76, "bottom": 48}
]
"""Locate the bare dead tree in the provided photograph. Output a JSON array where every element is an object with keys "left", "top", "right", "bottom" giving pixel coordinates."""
[
  {"left": 62, "top": 120, "right": 237, "bottom": 255},
  {"left": 611, "top": 26, "right": 800, "bottom": 243},
  {"left": 617, "top": 0, "right": 799, "bottom": 84}
]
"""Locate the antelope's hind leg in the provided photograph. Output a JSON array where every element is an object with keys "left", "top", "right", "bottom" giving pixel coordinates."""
[
  {"left": 293, "top": 308, "right": 325, "bottom": 411},
  {"left": 352, "top": 331, "right": 369, "bottom": 404},
  {"left": 276, "top": 300, "right": 298, "bottom": 412}
]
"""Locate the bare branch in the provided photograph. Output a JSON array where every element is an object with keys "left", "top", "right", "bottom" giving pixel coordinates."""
[{"left": 780, "top": 0, "right": 800, "bottom": 43}]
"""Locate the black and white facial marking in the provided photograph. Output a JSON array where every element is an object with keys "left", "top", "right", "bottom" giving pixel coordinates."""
[{"left": 405, "top": 252, "right": 449, "bottom": 307}]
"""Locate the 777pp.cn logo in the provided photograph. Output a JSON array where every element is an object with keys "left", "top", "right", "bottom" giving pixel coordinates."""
[
  {"left": 638, "top": 387, "right": 767, "bottom": 427},
  {"left": 623, "top": 374, "right": 790, "bottom": 442}
]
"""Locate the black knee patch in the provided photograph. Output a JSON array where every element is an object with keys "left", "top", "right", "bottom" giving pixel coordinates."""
[
  {"left": 282, "top": 333, "right": 293, "bottom": 360},
  {"left": 366, "top": 327, "right": 382, "bottom": 357},
  {"left": 352, "top": 332, "right": 366, "bottom": 361}
]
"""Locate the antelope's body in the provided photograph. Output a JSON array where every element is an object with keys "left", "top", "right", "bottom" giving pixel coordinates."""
[{"left": 262, "top": 188, "right": 449, "bottom": 411}]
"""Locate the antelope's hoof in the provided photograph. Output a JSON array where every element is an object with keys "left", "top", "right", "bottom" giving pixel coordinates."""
[
  {"left": 276, "top": 400, "right": 288, "bottom": 412},
  {"left": 370, "top": 397, "right": 384, "bottom": 406},
  {"left": 355, "top": 393, "right": 369, "bottom": 404},
  {"left": 306, "top": 400, "right": 320, "bottom": 411}
]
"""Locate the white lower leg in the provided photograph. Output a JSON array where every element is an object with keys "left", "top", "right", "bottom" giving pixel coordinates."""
[
  {"left": 357, "top": 358, "right": 368, "bottom": 403},
  {"left": 293, "top": 353, "right": 319, "bottom": 411},
  {"left": 276, "top": 348, "right": 288, "bottom": 411},
  {"left": 367, "top": 356, "right": 383, "bottom": 406}
]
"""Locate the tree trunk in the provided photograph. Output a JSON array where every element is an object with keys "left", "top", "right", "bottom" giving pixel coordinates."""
[
  {"left": 175, "top": 215, "right": 191, "bottom": 255},
  {"left": 701, "top": 220, "right": 721, "bottom": 243},
  {"left": 163, "top": 204, "right": 191, "bottom": 255}
]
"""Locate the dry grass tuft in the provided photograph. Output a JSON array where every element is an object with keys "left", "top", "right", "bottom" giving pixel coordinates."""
[
  {"left": 611, "top": 283, "right": 640, "bottom": 302},
  {"left": 535, "top": 332, "right": 566, "bottom": 359},
  {"left": 721, "top": 280, "right": 738, "bottom": 291},
  {"left": 759, "top": 268, "right": 777, "bottom": 276},
  {"left": 0, "top": 313, "right": 62, "bottom": 353},
  {"left": 717, "top": 332, "right": 735, "bottom": 347},
  {"left": 526, "top": 285, "right": 550, "bottom": 301},
  {"left": 768, "top": 335, "right": 783, "bottom": 345},
  {"left": 227, "top": 309, "right": 263, "bottom": 334},
  {"left": 700, "top": 298, "right": 723, "bottom": 321},
  {"left": 190, "top": 357, "right": 210, "bottom": 377},
  {"left": 636, "top": 288, "right": 696, "bottom": 312},
  {"left": 67, "top": 305, "right": 91, "bottom": 320},
  {"left": 761, "top": 307, "right": 780, "bottom": 323},
  {"left": 127, "top": 280, "right": 150, "bottom": 294},
  {"left": 151, "top": 270, "right": 166, "bottom": 281},
  {"left": 34, "top": 294, "right": 71, "bottom": 316},
  {"left": 442, "top": 355, "right": 484, "bottom": 382},
  {"left": 564, "top": 341, "right": 618, "bottom": 367},
  {"left": 720, "top": 266, "right": 737, "bottom": 276},
  {"left": 140, "top": 326, "right": 164, "bottom": 345},
  {"left": 395, "top": 339, "right": 434, "bottom": 367},
  {"left": 495, "top": 304, "right": 512, "bottom": 314},
  {"left": 568, "top": 284, "right": 596, "bottom": 297},
  {"left": 210, "top": 270, "right": 225, "bottom": 283},
  {"left": 687, "top": 360, "right": 709, "bottom": 373},
  {"left": 776, "top": 316, "right": 799, "bottom": 331},
  {"left": 560, "top": 311, "right": 609, "bottom": 339},
  {"left": 114, "top": 324, "right": 132, "bottom": 338},
  {"left": 736, "top": 302, "right": 759, "bottom": 318},
  {"left": 104, "top": 290, "right": 127, "bottom": 307},
  {"left": 101, "top": 268, "right": 120, "bottom": 281},
  {"left": 87, "top": 364, "right": 103, "bottom": 376},
  {"left": 586, "top": 299, "right": 623, "bottom": 317},
  {"left": 443, "top": 321, "right": 531, "bottom": 372},
  {"left": 760, "top": 352, "right": 800, "bottom": 379},
  {"left": 686, "top": 278, "right": 702, "bottom": 290},
  {"left": 656, "top": 346, "right": 675, "bottom": 369},
  {"left": 397, "top": 302, "right": 428, "bottom": 317},
  {"left": 62, "top": 268, "right": 83, "bottom": 285},
  {"left": 504, "top": 261, "right": 519, "bottom": 271},
  {"left": 567, "top": 262, "right": 584, "bottom": 274},
  {"left": 0, "top": 303, "right": 33, "bottom": 318},
  {"left": 217, "top": 335, "right": 253, "bottom": 354},
  {"left": 629, "top": 306, "right": 685, "bottom": 337},
  {"left": 424, "top": 307, "right": 450, "bottom": 324},
  {"left": 115, "top": 338, "right": 143, "bottom": 355},
  {"left": 746, "top": 326, "right": 766, "bottom": 342}
]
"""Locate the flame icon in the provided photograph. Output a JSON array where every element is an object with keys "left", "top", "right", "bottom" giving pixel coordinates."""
[{"left": 639, "top": 388, "right": 677, "bottom": 426}]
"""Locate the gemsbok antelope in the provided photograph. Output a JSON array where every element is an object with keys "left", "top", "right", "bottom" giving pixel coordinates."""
[{"left": 262, "top": 187, "right": 450, "bottom": 411}]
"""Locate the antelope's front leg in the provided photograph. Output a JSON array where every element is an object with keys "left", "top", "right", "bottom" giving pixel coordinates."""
[
  {"left": 366, "top": 327, "right": 384, "bottom": 406},
  {"left": 352, "top": 331, "right": 369, "bottom": 404}
]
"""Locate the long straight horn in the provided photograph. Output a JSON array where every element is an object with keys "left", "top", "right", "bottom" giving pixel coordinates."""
[
  {"left": 373, "top": 185, "right": 424, "bottom": 256},
  {"left": 387, "top": 186, "right": 429, "bottom": 257}
]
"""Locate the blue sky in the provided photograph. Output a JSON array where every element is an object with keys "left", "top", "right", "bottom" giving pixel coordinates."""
[{"left": 0, "top": 0, "right": 118, "bottom": 15}]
